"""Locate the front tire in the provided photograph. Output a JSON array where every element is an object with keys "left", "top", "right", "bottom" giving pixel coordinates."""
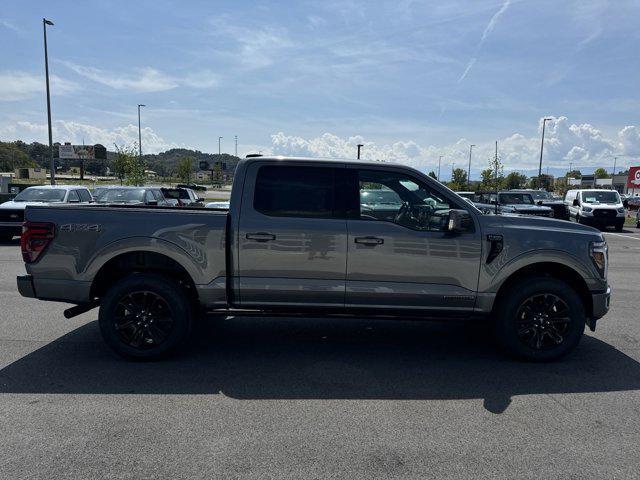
[
  {"left": 615, "top": 222, "right": 624, "bottom": 232},
  {"left": 98, "top": 273, "right": 194, "bottom": 360},
  {"left": 495, "top": 277, "right": 585, "bottom": 361}
]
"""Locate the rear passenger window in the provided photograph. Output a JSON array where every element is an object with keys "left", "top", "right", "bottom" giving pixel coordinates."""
[
  {"left": 254, "top": 165, "right": 338, "bottom": 218},
  {"left": 77, "top": 189, "right": 92, "bottom": 202}
]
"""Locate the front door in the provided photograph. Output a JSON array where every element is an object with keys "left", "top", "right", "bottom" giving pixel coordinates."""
[
  {"left": 237, "top": 162, "right": 348, "bottom": 308},
  {"left": 345, "top": 167, "right": 482, "bottom": 312}
]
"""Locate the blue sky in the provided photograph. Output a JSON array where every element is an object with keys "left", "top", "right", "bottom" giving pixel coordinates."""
[{"left": 1, "top": 0, "right": 640, "bottom": 178}]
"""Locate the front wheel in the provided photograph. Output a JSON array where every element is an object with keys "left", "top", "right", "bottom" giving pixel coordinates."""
[
  {"left": 494, "top": 277, "right": 586, "bottom": 361},
  {"left": 615, "top": 222, "right": 624, "bottom": 232},
  {"left": 98, "top": 273, "right": 194, "bottom": 360}
]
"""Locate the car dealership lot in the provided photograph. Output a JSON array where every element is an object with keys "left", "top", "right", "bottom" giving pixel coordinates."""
[{"left": 1, "top": 230, "right": 639, "bottom": 479}]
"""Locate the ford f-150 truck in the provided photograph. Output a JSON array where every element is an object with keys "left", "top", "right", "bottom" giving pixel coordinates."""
[{"left": 17, "top": 156, "right": 610, "bottom": 361}]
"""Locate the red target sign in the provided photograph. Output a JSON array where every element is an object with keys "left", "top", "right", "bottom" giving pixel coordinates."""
[{"left": 628, "top": 166, "right": 640, "bottom": 189}]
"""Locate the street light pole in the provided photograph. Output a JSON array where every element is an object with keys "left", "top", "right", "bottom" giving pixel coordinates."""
[
  {"left": 357, "top": 144, "right": 363, "bottom": 159},
  {"left": 137, "top": 104, "right": 145, "bottom": 161},
  {"left": 234, "top": 135, "right": 238, "bottom": 156},
  {"left": 467, "top": 144, "right": 475, "bottom": 187},
  {"left": 218, "top": 136, "right": 223, "bottom": 155},
  {"left": 437, "top": 155, "right": 442, "bottom": 181},
  {"left": 538, "top": 117, "right": 552, "bottom": 178},
  {"left": 43, "top": 18, "right": 55, "bottom": 185},
  {"left": 612, "top": 157, "right": 617, "bottom": 176}
]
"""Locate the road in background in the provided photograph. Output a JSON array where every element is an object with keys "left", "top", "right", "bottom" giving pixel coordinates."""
[{"left": 0, "top": 230, "right": 639, "bottom": 479}]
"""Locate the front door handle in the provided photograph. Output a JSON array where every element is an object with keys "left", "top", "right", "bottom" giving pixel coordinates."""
[
  {"left": 354, "top": 236, "right": 384, "bottom": 246},
  {"left": 246, "top": 232, "right": 276, "bottom": 242}
]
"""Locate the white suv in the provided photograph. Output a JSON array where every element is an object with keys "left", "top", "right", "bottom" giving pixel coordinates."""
[{"left": 564, "top": 189, "right": 625, "bottom": 231}]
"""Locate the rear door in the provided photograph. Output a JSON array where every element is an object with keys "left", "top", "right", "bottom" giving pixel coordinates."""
[
  {"left": 344, "top": 166, "right": 482, "bottom": 312},
  {"left": 237, "top": 162, "right": 348, "bottom": 308}
]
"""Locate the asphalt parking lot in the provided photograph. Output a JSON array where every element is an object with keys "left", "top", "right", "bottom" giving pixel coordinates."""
[{"left": 1, "top": 228, "right": 639, "bottom": 479}]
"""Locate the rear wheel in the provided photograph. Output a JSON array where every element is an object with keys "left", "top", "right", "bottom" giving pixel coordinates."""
[
  {"left": 98, "top": 273, "right": 194, "bottom": 360},
  {"left": 495, "top": 277, "right": 585, "bottom": 361}
]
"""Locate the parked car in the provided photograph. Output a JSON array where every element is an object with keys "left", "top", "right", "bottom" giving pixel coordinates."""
[
  {"left": 93, "top": 187, "right": 171, "bottom": 206},
  {"left": 509, "top": 189, "right": 570, "bottom": 220},
  {"left": 626, "top": 196, "right": 640, "bottom": 210},
  {"left": 564, "top": 189, "right": 625, "bottom": 231},
  {"left": 176, "top": 183, "right": 207, "bottom": 191},
  {"left": 0, "top": 185, "right": 92, "bottom": 241},
  {"left": 17, "top": 156, "right": 609, "bottom": 362},
  {"left": 205, "top": 201, "right": 230, "bottom": 209},
  {"left": 161, "top": 187, "right": 204, "bottom": 207},
  {"left": 475, "top": 192, "right": 554, "bottom": 217}
]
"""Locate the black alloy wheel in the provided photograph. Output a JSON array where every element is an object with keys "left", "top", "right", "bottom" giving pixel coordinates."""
[
  {"left": 515, "top": 293, "right": 571, "bottom": 351},
  {"left": 114, "top": 291, "right": 174, "bottom": 349}
]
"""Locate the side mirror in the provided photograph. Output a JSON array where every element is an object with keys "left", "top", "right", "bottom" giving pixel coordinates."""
[
  {"left": 448, "top": 209, "right": 472, "bottom": 233},
  {"left": 537, "top": 200, "right": 543, "bottom": 205},
  {"left": 573, "top": 199, "right": 579, "bottom": 207}
]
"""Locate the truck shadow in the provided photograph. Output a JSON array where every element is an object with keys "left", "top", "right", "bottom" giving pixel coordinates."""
[{"left": 1, "top": 316, "right": 639, "bottom": 414}]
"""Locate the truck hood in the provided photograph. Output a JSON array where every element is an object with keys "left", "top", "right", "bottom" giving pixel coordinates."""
[
  {"left": 481, "top": 212, "right": 604, "bottom": 239},
  {"left": 0, "top": 200, "right": 62, "bottom": 210}
]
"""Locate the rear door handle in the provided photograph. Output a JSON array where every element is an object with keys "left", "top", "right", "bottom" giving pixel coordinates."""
[
  {"left": 354, "top": 236, "right": 384, "bottom": 246},
  {"left": 246, "top": 232, "right": 276, "bottom": 242}
]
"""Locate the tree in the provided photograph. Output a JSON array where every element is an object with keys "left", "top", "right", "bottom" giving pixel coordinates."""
[
  {"left": 565, "top": 170, "right": 582, "bottom": 179},
  {"left": 447, "top": 168, "right": 468, "bottom": 191},
  {"left": 114, "top": 144, "right": 145, "bottom": 186},
  {"left": 504, "top": 171, "right": 527, "bottom": 190},
  {"left": 484, "top": 150, "right": 505, "bottom": 193},
  {"left": 212, "top": 162, "right": 222, "bottom": 186},
  {"left": 428, "top": 171, "right": 437, "bottom": 180},
  {"left": 177, "top": 156, "right": 194, "bottom": 182},
  {"left": 593, "top": 167, "right": 610, "bottom": 179},
  {"left": 530, "top": 174, "right": 553, "bottom": 190},
  {"left": 0, "top": 141, "right": 34, "bottom": 172}
]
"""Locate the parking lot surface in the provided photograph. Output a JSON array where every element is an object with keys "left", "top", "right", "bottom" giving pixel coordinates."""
[{"left": 1, "top": 229, "right": 640, "bottom": 479}]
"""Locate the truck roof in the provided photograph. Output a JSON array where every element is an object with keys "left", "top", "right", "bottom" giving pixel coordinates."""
[{"left": 241, "top": 155, "right": 405, "bottom": 169}]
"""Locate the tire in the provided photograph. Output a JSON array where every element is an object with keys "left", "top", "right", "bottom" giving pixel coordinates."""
[
  {"left": 98, "top": 273, "right": 194, "bottom": 360},
  {"left": 494, "top": 277, "right": 586, "bottom": 362},
  {"left": 615, "top": 222, "right": 624, "bottom": 232}
]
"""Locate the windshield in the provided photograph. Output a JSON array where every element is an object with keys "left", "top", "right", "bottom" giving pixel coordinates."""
[
  {"left": 498, "top": 193, "right": 534, "bottom": 205},
  {"left": 14, "top": 188, "right": 67, "bottom": 202},
  {"left": 581, "top": 191, "right": 620, "bottom": 204},
  {"left": 527, "top": 191, "right": 551, "bottom": 200},
  {"left": 360, "top": 189, "right": 402, "bottom": 205},
  {"left": 95, "top": 188, "right": 145, "bottom": 203}
]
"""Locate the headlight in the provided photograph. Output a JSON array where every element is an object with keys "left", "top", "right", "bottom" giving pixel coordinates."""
[
  {"left": 590, "top": 241, "right": 608, "bottom": 279},
  {"left": 582, "top": 206, "right": 593, "bottom": 212},
  {"left": 617, "top": 207, "right": 625, "bottom": 213}
]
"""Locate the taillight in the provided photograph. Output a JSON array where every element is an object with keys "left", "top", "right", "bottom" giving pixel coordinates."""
[{"left": 21, "top": 222, "right": 55, "bottom": 263}]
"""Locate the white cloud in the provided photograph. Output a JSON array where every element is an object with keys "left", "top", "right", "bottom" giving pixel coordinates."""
[
  {"left": 62, "top": 62, "right": 219, "bottom": 92},
  {"left": 0, "top": 120, "right": 179, "bottom": 153},
  {"left": 269, "top": 116, "right": 640, "bottom": 175},
  {"left": 0, "top": 71, "right": 79, "bottom": 101}
]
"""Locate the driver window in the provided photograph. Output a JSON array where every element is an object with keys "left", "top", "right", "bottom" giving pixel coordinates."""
[{"left": 357, "top": 170, "right": 452, "bottom": 231}]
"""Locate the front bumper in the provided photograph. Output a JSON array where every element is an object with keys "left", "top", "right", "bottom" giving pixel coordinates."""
[
  {"left": 17, "top": 274, "right": 36, "bottom": 298},
  {"left": 591, "top": 286, "right": 611, "bottom": 321},
  {"left": 579, "top": 215, "right": 624, "bottom": 227}
]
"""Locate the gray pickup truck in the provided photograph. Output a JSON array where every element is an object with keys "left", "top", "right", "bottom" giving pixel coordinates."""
[{"left": 17, "top": 156, "right": 610, "bottom": 361}]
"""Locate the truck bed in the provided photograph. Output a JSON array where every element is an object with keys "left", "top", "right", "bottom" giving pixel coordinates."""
[{"left": 23, "top": 204, "right": 228, "bottom": 306}]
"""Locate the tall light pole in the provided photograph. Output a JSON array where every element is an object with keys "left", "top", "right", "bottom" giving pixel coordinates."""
[
  {"left": 437, "top": 155, "right": 443, "bottom": 181},
  {"left": 538, "top": 117, "right": 552, "bottom": 178},
  {"left": 43, "top": 18, "right": 55, "bottom": 185},
  {"left": 357, "top": 144, "right": 364, "bottom": 159},
  {"left": 137, "top": 104, "right": 145, "bottom": 161},
  {"left": 234, "top": 135, "right": 238, "bottom": 156},
  {"left": 218, "top": 136, "right": 223, "bottom": 155},
  {"left": 467, "top": 144, "right": 475, "bottom": 187}
]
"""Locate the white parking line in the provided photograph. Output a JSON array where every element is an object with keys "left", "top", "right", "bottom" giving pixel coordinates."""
[{"left": 605, "top": 232, "right": 640, "bottom": 240}]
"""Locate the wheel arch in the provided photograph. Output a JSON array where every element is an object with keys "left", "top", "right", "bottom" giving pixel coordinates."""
[{"left": 491, "top": 262, "right": 593, "bottom": 318}]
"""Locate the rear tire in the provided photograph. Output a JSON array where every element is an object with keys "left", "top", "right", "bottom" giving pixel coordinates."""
[
  {"left": 494, "top": 277, "right": 585, "bottom": 361},
  {"left": 98, "top": 273, "right": 194, "bottom": 360}
]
